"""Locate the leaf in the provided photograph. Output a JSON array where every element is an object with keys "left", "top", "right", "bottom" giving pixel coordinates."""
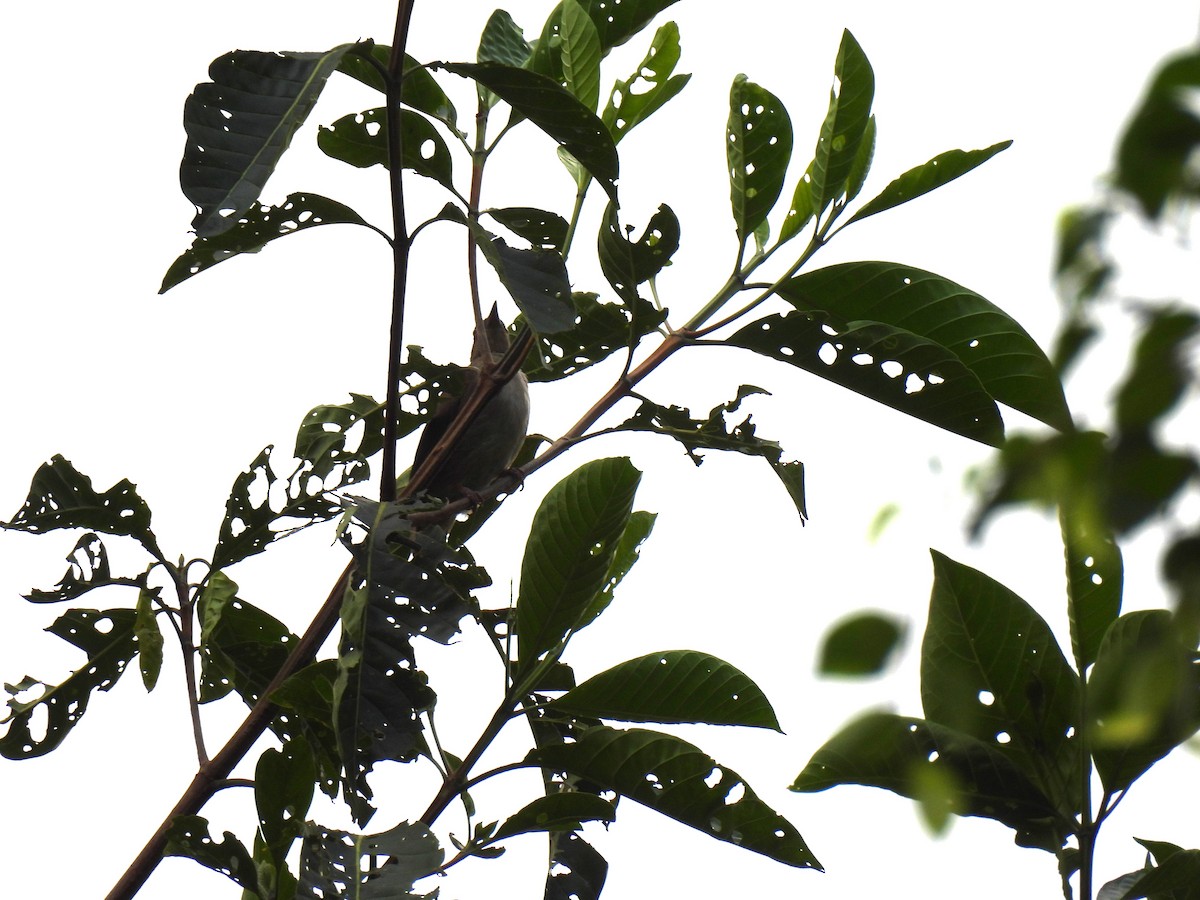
[
  {"left": 602, "top": 22, "right": 690, "bottom": 144},
  {"left": 844, "top": 114, "right": 876, "bottom": 203},
  {"left": 294, "top": 393, "right": 387, "bottom": 482},
  {"left": 164, "top": 816, "right": 260, "bottom": 895},
  {"left": 531, "top": 725, "right": 821, "bottom": 869},
  {"left": 846, "top": 140, "right": 1012, "bottom": 225},
  {"left": 792, "top": 712, "right": 1066, "bottom": 852},
  {"left": 493, "top": 793, "right": 617, "bottom": 841},
  {"left": 818, "top": 612, "right": 905, "bottom": 677},
  {"left": 922, "top": 552, "right": 1081, "bottom": 812},
  {"left": 777, "top": 164, "right": 815, "bottom": 245},
  {"left": 436, "top": 62, "right": 619, "bottom": 202},
  {"left": 726, "top": 75, "right": 793, "bottom": 243},
  {"left": 1113, "top": 308, "right": 1200, "bottom": 433},
  {"left": 3, "top": 455, "right": 161, "bottom": 559},
  {"left": 809, "top": 30, "right": 875, "bottom": 214},
  {"left": 597, "top": 201, "right": 681, "bottom": 303},
  {"left": 1060, "top": 506, "right": 1122, "bottom": 672},
  {"left": 0, "top": 608, "right": 139, "bottom": 759},
  {"left": 478, "top": 10, "right": 531, "bottom": 68},
  {"left": 161, "top": 193, "right": 374, "bottom": 293},
  {"left": 560, "top": 0, "right": 602, "bottom": 111},
  {"left": 23, "top": 533, "right": 139, "bottom": 603},
  {"left": 298, "top": 821, "right": 442, "bottom": 900},
  {"left": 134, "top": 587, "right": 164, "bottom": 691},
  {"left": 1106, "top": 843, "right": 1200, "bottom": 900},
  {"left": 516, "top": 458, "right": 641, "bottom": 665},
  {"left": 729, "top": 310, "right": 1004, "bottom": 445},
  {"left": 486, "top": 206, "right": 569, "bottom": 251},
  {"left": 576, "top": 509, "right": 656, "bottom": 629},
  {"left": 1088, "top": 610, "right": 1200, "bottom": 793},
  {"left": 336, "top": 47, "right": 460, "bottom": 133},
  {"left": 255, "top": 738, "right": 317, "bottom": 870},
  {"left": 317, "top": 108, "right": 454, "bottom": 190},
  {"left": 775, "top": 262, "right": 1073, "bottom": 432},
  {"left": 475, "top": 232, "right": 575, "bottom": 334},
  {"left": 544, "top": 831, "right": 607, "bottom": 900},
  {"left": 182, "top": 45, "right": 359, "bottom": 237},
  {"left": 526, "top": 0, "right": 682, "bottom": 82},
  {"left": 550, "top": 650, "right": 781, "bottom": 730}
]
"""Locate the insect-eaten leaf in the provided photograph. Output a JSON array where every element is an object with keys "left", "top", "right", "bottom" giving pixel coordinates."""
[
  {"left": 493, "top": 793, "right": 617, "bottom": 841},
  {"left": 165, "top": 816, "right": 260, "bottom": 895},
  {"left": 602, "top": 21, "right": 691, "bottom": 143},
  {"left": 298, "top": 820, "right": 443, "bottom": 899},
  {"left": 23, "top": 533, "right": 139, "bottom": 604},
  {"left": 726, "top": 74, "right": 793, "bottom": 243},
  {"left": 598, "top": 202, "right": 680, "bottom": 304},
  {"left": 317, "top": 108, "right": 454, "bottom": 191}
]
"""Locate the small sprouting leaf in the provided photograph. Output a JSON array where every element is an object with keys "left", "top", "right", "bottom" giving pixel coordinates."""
[
  {"left": 561, "top": 0, "right": 602, "bottom": 111},
  {"left": 161, "top": 193, "right": 373, "bottom": 292},
  {"left": 726, "top": 75, "right": 793, "bottom": 243},
  {"left": 182, "top": 44, "right": 360, "bottom": 237},
  {"left": 164, "top": 816, "right": 259, "bottom": 894},
  {"left": 0, "top": 608, "right": 139, "bottom": 759},
  {"left": 134, "top": 587, "right": 164, "bottom": 691},
  {"left": 532, "top": 725, "right": 821, "bottom": 869},
  {"left": 818, "top": 611, "right": 905, "bottom": 677},
  {"left": 478, "top": 9, "right": 531, "bottom": 68},
  {"left": 487, "top": 207, "right": 570, "bottom": 252},
  {"left": 436, "top": 62, "right": 619, "bottom": 202},
  {"left": 602, "top": 22, "right": 690, "bottom": 144},
  {"left": 516, "top": 458, "right": 641, "bottom": 665},
  {"left": 792, "top": 712, "right": 1066, "bottom": 852},
  {"left": 923, "top": 551, "right": 1081, "bottom": 811},
  {"left": 493, "top": 793, "right": 617, "bottom": 841},
  {"left": 550, "top": 650, "right": 781, "bottom": 730},
  {"left": 3, "top": 455, "right": 162, "bottom": 559},
  {"left": 317, "top": 108, "right": 455, "bottom": 190},
  {"left": 23, "top": 533, "right": 139, "bottom": 603},
  {"left": 847, "top": 140, "right": 1012, "bottom": 225},
  {"left": 809, "top": 30, "right": 875, "bottom": 213},
  {"left": 298, "top": 820, "right": 442, "bottom": 899},
  {"left": 597, "top": 202, "right": 681, "bottom": 303}
]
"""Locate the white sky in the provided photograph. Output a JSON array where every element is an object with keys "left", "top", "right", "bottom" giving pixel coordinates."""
[{"left": 1, "top": 2, "right": 1198, "bottom": 898}]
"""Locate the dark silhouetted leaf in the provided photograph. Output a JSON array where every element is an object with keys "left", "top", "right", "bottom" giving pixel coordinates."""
[
  {"left": 1113, "top": 308, "right": 1199, "bottom": 433},
  {"left": 844, "top": 114, "right": 876, "bottom": 204},
  {"left": 336, "top": 47, "right": 459, "bottom": 133},
  {"left": 317, "top": 108, "right": 454, "bottom": 191},
  {"left": 1105, "top": 841, "right": 1200, "bottom": 900},
  {"left": 134, "top": 587, "right": 164, "bottom": 691},
  {"left": 526, "top": 0, "right": 681, "bottom": 83},
  {"left": 598, "top": 202, "right": 680, "bottom": 303},
  {"left": 809, "top": 30, "right": 874, "bottom": 213},
  {"left": 818, "top": 611, "right": 905, "bottom": 677},
  {"left": 23, "top": 533, "right": 139, "bottom": 603},
  {"left": 255, "top": 738, "right": 317, "bottom": 871},
  {"left": 544, "top": 831, "right": 607, "bottom": 900},
  {"left": 476, "top": 233, "right": 575, "bottom": 334},
  {"left": 164, "top": 816, "right": 260, "bottom": 895},
  {"left": 493, "top": 793, "right": 617, "bottom": 841},
  {"left": 726, "top": 75, "right": 793, "bottom": 243},
  {"left": 294, "top": 393, "right": 387, "bottom": 482},
  {"left": 575, "top": 510, "right": 656, "bottom": 629},
  {"left": 487, "top": 207, "right": 569, "bottom": 251},
  {"left": 298, "top": 821, "right": 442, "bottom": 899}
]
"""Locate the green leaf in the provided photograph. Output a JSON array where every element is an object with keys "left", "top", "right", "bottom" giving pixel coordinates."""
[
  {"left": 478, "top": 10, "right": 531, "bottom": 67},
  {"left": 475, "top": 232, "right": 575, "bottom": 334},
  {"left": 1088, "top": 610, "right": 1200, "bottom": 793},
  {"left": 298, "top": 821, "right": 442, "bottom": 899},
  {"left": 23, "top": 533, "right": 139, "bottom": 604},
  {"left": 1113, "top": 308, "right": 1200, "bottom": 433},
  {"left": 526, "top": 0, "right": 682, "bottom": 82},
  {"left": 923, "top": 552, "right": 1081, "bottom": 811},
  {"left": 777, "top": 164, "right": 815, "bottom": 245},
  {"left": 1060, "top": 507, "right": 1122, "bottom": 672},
  {"left": 561, "top": 0, "right": 602, "bottom": 111},
  {"left": 728, "top": 311, "right": 1004, "bottom": 445},
  {"left": 294, "top": 393, "right": 386, "bottom": 482},
  {"left": 544, "top": 831, "right": 606, "bottom": 900},
  {"left": 3, "top": 455, "right": 162, "bottom": 559},
  {"left": 0, "top": 608, "right": 138, "bottom": 759},
  {"left": 182, "top": 44, "right": 360, "bottom": 237},
  {"left": 818, "top": 612, "right": 905, "bottom": 677},
  {"left": 576, "top": 509, "right": 656, "bottom": 629},
  {"left": 336, "top": 48, "right": 460, "bottom": 133},
  {"left": 1109, "top": 843, "right": 1200, "bottom": 900},
  {"left": 134, "top": 587, "right": 164, "bottom": 691},
  {"left": 844, "top": 114, "right": 876, "bottom": 203},
  {"left": 161, "top": 193, "right": 373, "bottom": 293},
  {"left": 516, "top": 458, "right": 641, "bottom": 665},
  {"left": 165, "top": 816, "right": 260, "bottom": 895},
  {"left": 531, "top": 725, "right": 820, "bottom": 869},
  {"left": 317, "top": 108, "right": 454, "bottom": 190},
  {"left": 776, "top": 262, "right": 1073, "bottom": 432},
  {"left": 597, "top": 201, "right": 681, "bottom": 303},
  {"left": 437, "top": 62, "right": 619, "bottom": 202},
  {"left": 792, "top": 712, "right": 1066, "bottom": 852},
  {"left": 846, "top": 140, "right": 1012, "bottom": 225},
  {"left": 726, "top": 75, "right": 793, "bottom": 243},
  {"left": 601, "top": 22, "right": 690, "bottom": 144},
  {"left": 809, "top": 30, "right": 875, "bottom": 214},
  {"left": 493, "top": 793, "right": 617, "bottom": 841},
  {"left": 486, "top": 206, "right": 570, "bottom": 252},
  {"left": 255, "top": 738, "right": 317, "bottom": 870},
  {"left": 550, "top": 650, "right": 781, "bottom": 730}
]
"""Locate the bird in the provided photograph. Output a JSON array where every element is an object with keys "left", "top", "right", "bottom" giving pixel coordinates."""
[{"left": 410, "top": 303, "right": 530, "bottom": 502}]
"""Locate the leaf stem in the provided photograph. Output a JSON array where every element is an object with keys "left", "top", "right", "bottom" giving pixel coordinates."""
[{"left": 175, "top": 567, "right": 208, "bottom": 767}]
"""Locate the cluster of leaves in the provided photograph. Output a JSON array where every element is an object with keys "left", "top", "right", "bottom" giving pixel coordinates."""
[{"left": 0, "top": 2, "right": 1085, "bottom": 898}]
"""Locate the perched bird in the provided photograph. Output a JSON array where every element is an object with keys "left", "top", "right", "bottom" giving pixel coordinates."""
[{"left": 411, "top": 303, "right": 530, "bottom": 501}]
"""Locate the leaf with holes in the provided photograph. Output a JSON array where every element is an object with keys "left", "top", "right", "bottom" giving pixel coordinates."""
[
  {"left": 550, "top": 650, "right": 781, "bottom": 730},
  {"left": 23, "top": 533, "right": 140, "bottom": 603},
  {"left": 847, "top": 140, "right": 1012, "bottom": 225},
  {"left": 728, "top": 311, "right": 1004, "bottom": 445},
  {"left": 776, "top": 262, "right": 1072, "bottom": 431},
  {"left": 531, "top": 725, "right": 821, "bottom": 868},
  {"left": 561, "top": 0, "right": 602, "bottom": 111},
  {"left": 3, "top": 455, "right": 161, "bottom": 559},
  {"left": 294, "top": 393, "right": 387, "bottom": 482},
  {"left": 792, "top": 712, "right": 1066, "bottom": 852},
  {"left": 818, "top": 611, "right": 905, "bottom": 677},
  {"left": 809, "top": 30, "right": 874, "bottom": 214},
  {"left": 487, "top": 207, "right": 569, "bottom": 251},
  {"left": 777, "top": 162, "right": 816, "bottom": 245},
  {"left": 526, "top": 0, "right": 682, "bottom": 82},
  {"left": 161, "top": 193, "right": 374, "bottom": 292},
  {"left": 437, "top": 62, "right": 619, "bottom": 202},
  {"left": 598, "top": 202, "right": 680, "bottom": 304},
  {"left": 182, "top": 45, "right": 360, "bottom": 237},
  {"left": 336, "top": 47, "right": 460, "bottom": 133},
  {"left": 0, "top": 608, "right": 138, "bottom": 759},
  {"left": 1061, "top": 507, "right": 1122, "bottom": 672},
  {"left": 726, "top": 75, "right": 793, "bottom": 243},
  {"left": 164, "top": 816, "right": 260, "bottom": 895},
  {"left": 923, "top": 551, "right": 1081, "bottom": 812},
  {"left": 602, "top": 21, "right": 690, "bottom": 144},
  {"left": 298, "top": 820, "right": 442, "bottom": 899},
  {"left": 493, "top": 793, "right": 617, "bottom": 841},
  {"left": 575, "top": 509, "right": 656, "bottom": 630},
  {"left": 317, "top": 108, "right": 454, "bottom": 190},
  {"left": 516, "top": 458, "right": 641, "bottom": 665}
]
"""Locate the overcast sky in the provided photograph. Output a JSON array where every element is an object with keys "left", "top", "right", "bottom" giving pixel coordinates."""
[{"left": 1, "top": 2, "right": 1198, "bottom": 898}]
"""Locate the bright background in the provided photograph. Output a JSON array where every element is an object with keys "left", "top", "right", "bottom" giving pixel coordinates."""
[{"left": 1, "top": 2, "right": 1197, "bottom": 897}]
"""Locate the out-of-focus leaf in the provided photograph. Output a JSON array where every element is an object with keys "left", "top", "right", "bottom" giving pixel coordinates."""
[
  {"left": 818, "top": 612, "right": 905, "bottom": 677},
  {"left": 1108, "top": 431, "right": 1198, "bottom": 534},
  {"left": 493, "top": 793, "right": 617, "bottom": 841},
  {"left": 298, "top": 821, "right": 442, "bottom": 899},
  {"left": 809, "top": 30, "right": 874, "bottom": 214},
  {"left": 601, "top": 22, "right": 690, "bottom": 144},
  {"left": 1054, "top": 205, "right": 1114, "bottom": 310},
  {"left": 550, "top": 650, "right": 781, "bottom": 729},
  {"left": 161, "top": 193, "right": 374, "bottom": 293},
  {"left": 0, "top": 608, "right": 138, "bottom": 759},
  {"left": 1113, "top": 308, "right": 1199, "bottom": 433},
  {"left": 726, "top": 75, "right": 793, "bottom": 243},
  {"left": 1060, "top": 507, "right": 1122, "bottom": 673},
  {"left": 165, "top": 816, "right": 260, "bottom": 895},
  {"left": 182, "top": 45, "right": 360, "bottom": 237},
  {"left": 23, "top": 533, "right": 139, "bottom": 603},
  {"left": 846, "top": 141, "right": 1011, "bottom": 225},
  {"left": 255, "top": 738, "right": 317, "bottom": 871},
  {"left": 3, "top": 455, "right": 161, "bottom": 559},
  {"left": 923, "top": 552, "right": 1081, "bottom": 812},
  {"left": 792, "top": 712, "right": 1067, "bottom": 852},
  {"left": 532, "top": 725, "right": 821, "bottom": 869},
  {"left": 134, "top": 587, "right": 164, "bottom": 691},
  {"left": 317, "top": 108, "right": 454, "bottom": 190}
]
